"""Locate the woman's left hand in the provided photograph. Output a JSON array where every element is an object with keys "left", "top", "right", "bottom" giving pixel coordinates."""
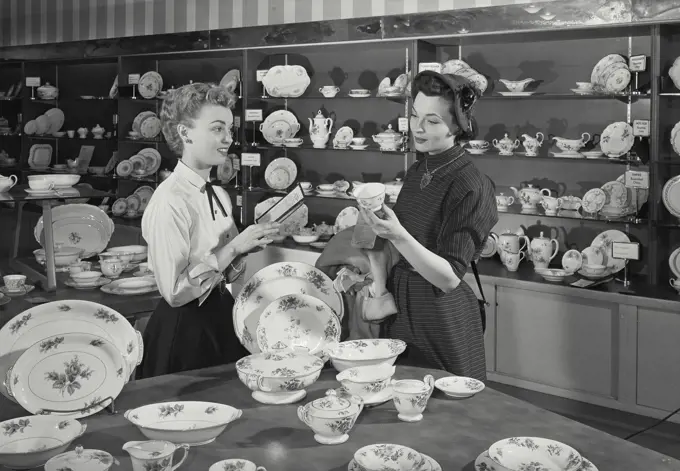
[{"left": 360, "top": 204, "right": 407, "bottom": 241}]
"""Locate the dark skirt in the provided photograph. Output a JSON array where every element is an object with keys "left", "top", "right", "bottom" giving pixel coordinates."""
[{"left": 138, "top": 287, "right": 249, "bottom": 379}]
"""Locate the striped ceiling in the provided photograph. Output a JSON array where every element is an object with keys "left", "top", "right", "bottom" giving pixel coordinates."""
[{"left": 0, "top": 0, "right": 548, "bottom": 47}]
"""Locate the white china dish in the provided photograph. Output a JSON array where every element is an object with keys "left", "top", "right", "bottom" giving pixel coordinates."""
[
  {"left": 434, "top": 376, "right": 485, "bottom": 398},
  {"left": 101, "top": 276, "right": 157, "bottom": 295},
  {"left": 45, "top": 445, "right": 116, "bottom": 471},
  {"left": 326, "top": 339, "right": 406, "bottom": 372},
  {"left": 33, "top": 246, "right": 82, "bottom": 267},
  {"left": 579, "top": 264, "right": 607, "bottom": 278},
  {"left": 292, "top": 234, "right": 320, "bottom": 244},
  {"left": 210, "top": 459, "right": 267, "bottom": 471},
  {"left": 336, "top": 363, "right": 395, "bottom": 400},
  {"left": 107, "top": 245, "right": 148, "bottom": 263},
  {"left": 392, "top": 375, "right": 435, "bottom": 422},
  {"left": 0, "top": 416, "right": 86, "bottom": 470},
  {"left": 298, "top": 389, "right": 364, "bottom": 445},
  {"left": 475, "top": 450, "right": 598, "bottom": 471},
  {"left": 70, "top": 270, "right": 103, "bottom": 284},
  {"left": 354, "top": 444, "right": 423, "bottom": 471},
  {"left": 349, "top": 453, "right": 441, "bottom": 471},
  {"left": 254, "top": 197, "right": 308, "bottom": 236},
  {"left": 236, "top": 351, "right": 325, "bottom": 404},
  {"left": 355, "top": 183, "right": 386, "bottom": 211},
  {"left": 489, "top": 437, "right": 583, "bottom": 471},
  {"left": 124, "top": 401, "right": 242, "bottom": 446},
  {"left": 535, "top": 268, "right": 574, "bottom": 282},
  {"left": 261, "top": 65, "right": 310, "bottom": 97}
]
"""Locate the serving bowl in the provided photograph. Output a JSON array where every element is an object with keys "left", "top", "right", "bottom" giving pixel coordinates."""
[
  {"left": 236, "top": 351, "right": 325, "bottom": 404},
  {"left": 535, "top": 268, "right": 574, "bottom": 282},
  {"left": 336, "top": 363, "right": 395, "bottom": 400},
  {"left": 489, "top": 437, "right": 582, "bottom": 471},
  {"left": 434, "top": 376, "right": 486, "bottom": 398},
  {"left": 354, "top": 444, "right": 423, "bottom": 471},
  {"left": 124, "top": 401, "right": 242, "bottom": 446},
  {"left": 326, "top": 339, "right": 406, "bottom": 372},
  {"left": 70, "top": 270, "right": 103, "bottom": 284},
  {"left": 0, "top": 416, "right": 86, "bottom": 470},
  {"left": 33, "top": 246, "right": 82, "bottom": 267},
  {"left": 46, "top": 174, "right": 81, "bottom": 188},
  {"left": 107, "top": 245, "right": 147, "bottom": 263},
  {"left": 292, "top": 234, "right": 320, "bottom": 244}
]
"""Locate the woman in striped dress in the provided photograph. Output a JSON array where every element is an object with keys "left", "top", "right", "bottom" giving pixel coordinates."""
[{"left": 360, "top": 71, "right": 498, "bottom": 380}]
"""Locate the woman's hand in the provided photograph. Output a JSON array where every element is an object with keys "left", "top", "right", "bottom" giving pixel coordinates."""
[
  {"left": 230, "top": 222, "right": 281, "bottom": 256},
  {"left": 360, "top": 204, "right": 407, "bottom": 242}
]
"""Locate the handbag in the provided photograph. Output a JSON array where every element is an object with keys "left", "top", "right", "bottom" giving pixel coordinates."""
[{"left": 471, "top": 261, "right": 489, "bottom": 333}]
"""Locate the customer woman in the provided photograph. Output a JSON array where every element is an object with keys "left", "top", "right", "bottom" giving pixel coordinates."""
[
  {"left": 360, "top": 71, "right": 498, "bottom": 380},
  {"left": 139, "top": 82, "right": 280, "bottom": 378}
]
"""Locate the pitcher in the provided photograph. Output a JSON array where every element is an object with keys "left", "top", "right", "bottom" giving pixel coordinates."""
[
  {"left": 308, "top": 110, "right": 333, "bottom": 148},
  {"left": 123, "top": 440, "right": 189, "bottom": 471},
  {"left": 491, "top": 229, "right": 529, "bottom": 254},
  {"left": 529, "top": 231, "right": 559, "bottom": 269},
  {"left": 0, "top": 174, "right": 17, "bottom": 193}
]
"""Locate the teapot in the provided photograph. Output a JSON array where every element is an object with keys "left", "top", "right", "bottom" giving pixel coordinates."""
[
  {"left": 91, "top": 124, "right": 105, "bottom": 139},
  {"left": 492, "top": 133, "right": 520, "bottom": 155},
  {"left": 0, "top": 174, "right": 17, "bottom": 193},
  {"left": 521, "top": 132, "right": 544, "bottom": 156},
  {"left": 372, "top": 124, "right": 404, "bottom": 152},
  {"left": 552, "top": 132, "right": 591, "bottom": 153},
  {"left": 37, "top": 82, "right": 59, "bottom": 100},
  {"left": 491, "top": 228, "right": 529, "bottom": 255},
  {"left": 510, "top": 184, "right": 551, "bottom": 211},
  {"left": 495, "top": 193, "right": 515, "bottom": 211},
  {"left": 529, "top": 231, "right": 559, "bottom": 269},
  {"left": 123, "top": 440, "right": 189, "bottom": 471},
  {"left": 298, "top": 389, "right": 364, "bottom": 445}
]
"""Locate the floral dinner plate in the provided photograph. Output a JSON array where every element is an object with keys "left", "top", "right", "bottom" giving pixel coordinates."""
[
  {"left": 6, "top": 332, "right": 127, "bottom": 418},
  {"left": 591, "top": 229, "right": 629, "bottom": 274}
]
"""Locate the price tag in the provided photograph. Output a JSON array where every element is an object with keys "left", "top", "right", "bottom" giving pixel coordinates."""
[
  {"left": 234, "top": 116, "right": 241, "bottom": 128},
  {"left": 633, "top": 119, "right": 650, "bottom": 137},
  {"left": 245, "top": 109, "right": 263, "bottom": 122},
  {"left": 418, "top": 62, "right": 442, "bottom": 74},
  {"left": 236, "top": 194, "right": 243, "bottom": 206},
  {"left": 612, "top": 241, "right": 640, "bottom": 261},
  {"left": 241, "top": 152, "right": 261, "bottom": 166},
  {"left": 232, "top": 155, "right": 241, "bottom": 171},
  {"left": 128, "top": 73, "right": 140, "bottom": 85},
  {"left": 624, "top": 170, "right": 649, "bottom": 189},
  {"left": 398, "top": 117, "right": 409, "bottom": 133},
  {"left": 256, "top": 70, "right": 269, "bottom": 82},
  {"left": 256, "top": 185, "right": 305, "bottom": 224},
  {"left": 25, "top": 77, "right": 40, "bottom": 87},
  {"left": 629, "top": 55, "right": 646, "bottom": 72}
]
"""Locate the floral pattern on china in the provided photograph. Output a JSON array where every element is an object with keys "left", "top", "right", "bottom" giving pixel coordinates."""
[
  {"left": 255, "top": 293, "right": 341, "bottom": 356},
  {"left": 489, "top": 437, "right": 583, "bottom": 471},
  {"left": 298, "top": 388, "right": 364, "bottom": 445},
  {"left": 600, "top": 122, "right": 634, "bottom": 158},
  {"left": 521, "top": 132, "right": 544, "bottom": 155},
  {"left": 44, "top": 445, "right": 116, "bottom": 471},
  {"left": 309, "top": 110, "right": 333, "bottom": 148},
  {"left": 261, "top": 65, "right": 311, "bottom": 98},
  {"left": 582, "top": 188, "right": 607, "bottom": 213},
  {"left": 601, "top": 180, "right": 628, "bottom": 208},
  {"left": 510, "top": 184, "right": 550, "bottom": 210},
  {"left": 552, "top": 133, "right": 591, "bottom": 153},
  {"left": 529, "top": 231, "right": 559, "bottom": 269},
  {"left": 493, "top": 133, "right": 520, "bottom": 155},
  {"left": 372, "top": 124, "right": 404, "bottom": 152}
]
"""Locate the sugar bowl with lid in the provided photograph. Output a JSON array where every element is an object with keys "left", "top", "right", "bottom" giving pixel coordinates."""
[{"left": 298, "top": 388, "right": 364, "bottom": 445}]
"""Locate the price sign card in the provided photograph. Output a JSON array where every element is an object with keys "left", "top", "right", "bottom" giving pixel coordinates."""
[
  {"left": 25, "top": 77, "right": 40, "bottom": 87},
  {"left": 128, "top": 74, "right": 140, "bottom": 85},
  {"left": 245, "top": 109, "right": 263, "bottom": 122},
  {"left": 398, "top": 117, "right": 409, "bottom": 132},
  {"left": 234, "top": 116, "right": 241, "bottom": 128},
  {"left": 629, "top": 55, "right": 646, "bottom": 72},
  {"left": 236, "top": 194, "right": 243, "bottom": 206},
  {"left": 241, "top": 152, "right": 261, "bottom": 166},
  {"left": 231, "top": 155, "right": 241, "bottom": 171},
  {"left": 256, "top": 184, "right": 305, "bottom": 224},
  {"left": 624, "top": 170, "right": 649, "bottom": 189},
  {"left": 612, "top": 241, "right": 640, "bottom": 261},
  {"left": 256, "top": 70, "right": 269, "bottom": 82},
  {"left": 418, "top": 62, "right": 442, "bottom": 74},
  {"left": 633, "top": 119, "right": 650, "bottom": 137}
]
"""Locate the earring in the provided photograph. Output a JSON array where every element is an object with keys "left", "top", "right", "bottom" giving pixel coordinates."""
[{"left": 184, "top": 138, "right": 193, "bottom": 144}]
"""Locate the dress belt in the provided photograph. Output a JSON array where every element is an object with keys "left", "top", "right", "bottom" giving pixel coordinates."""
[{"left": 395, "top": 260, "right": 418, "bottom": 273}]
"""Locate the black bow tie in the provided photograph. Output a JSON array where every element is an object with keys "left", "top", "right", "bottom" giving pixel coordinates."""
[{"left": 202, "top": 182, "right": 228, "bottom": 221}]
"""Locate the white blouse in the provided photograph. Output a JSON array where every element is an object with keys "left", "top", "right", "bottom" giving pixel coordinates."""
[{"left": 142, "top": 161, "right": 240, "bottom": 307}]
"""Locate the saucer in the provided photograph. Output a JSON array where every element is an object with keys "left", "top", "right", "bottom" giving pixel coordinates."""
[
  {"left": 65, "top": 278, "right": 111, "bottom": 290},
  {"left": 349, "top": 93, "right": 370, "bottom": 98},
  {"left": 349, "top": 144, "right": 368, "bottom": 150},
  {"left": 25, "top": 189, "right": 55, "bottom": 196},
  {"left": 550, "top": 151, "right": 584, "bottom": 159},
  {"left": 467, "top": 149, "right": 488, "bottom": 155},
  {"left": 283, "top": 143, "right": 303, "bottom": 148},
  {"left": 570, "top": 88, "right": 595, "bottom": 95},
  {"left": 435, "top": 376, "right": 485, "bottom": 398},
  {"left": 497, "top": 91, "right": 536, "bottom": 96},
  {"left": 0, "top": 285, "right": 35, "bottom": 296},
  {"left": 349, "top": 453, "right": 441, "bottom": 471},
  {"left": 363, "top": 385, "right": 394, "bottom": 407},
  {"left": 310, "top": 241, "right": 328, "bottom": 250},
  {"left": 0, "top": 293, "right": 10, "bottom": 306},
  {"left": 133, "top": 270, "right": 154, "bottom": 277},
  {"left": 582, "top": 151, "right": 604, "bottom": 159},
  {"left": 474, "top": 450, "right": 598, "bottom": 471}
]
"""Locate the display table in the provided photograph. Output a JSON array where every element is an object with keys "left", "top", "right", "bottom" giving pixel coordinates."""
[{"left": 0, "top": 365, "right": 677, "bottom": 470}]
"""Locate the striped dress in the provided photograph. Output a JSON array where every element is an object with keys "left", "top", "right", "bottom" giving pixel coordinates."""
[{"left": 383, "top": 145, "right": 498, "bottom": 380}]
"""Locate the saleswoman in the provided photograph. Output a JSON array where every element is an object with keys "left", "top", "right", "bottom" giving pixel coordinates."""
[
  {"left": 139, "top": 82, "right": 280, "bottom": 378},
  {"left": 361, "top": 71, "right": 498, "bottom": 380}
]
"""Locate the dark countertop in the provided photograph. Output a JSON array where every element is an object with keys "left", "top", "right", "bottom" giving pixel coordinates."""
[{"left": 1, "top": 365, "right": 677, "bottom": 471}]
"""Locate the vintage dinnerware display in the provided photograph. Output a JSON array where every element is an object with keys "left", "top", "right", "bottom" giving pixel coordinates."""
[
  {"left": 392, "top": 375, "right": 435, "bottom": 422},
  {"left": 521, "top": 132, "right": 545, "bottom": 156},
  {"left": 0, "top": 416, "right": 86, "bottom": 470},
  {"left": 326, "top": 339, "right": 406, "bottom": 372},
  {"left": 510, "top": 184, "right": 551, "bottom": 213},
  {"left": 298, "top": 389, "right": 364, "bottom": 444},
  {"left": 123, "top": 439, "right": 189, "bottom": 471},
  {"left": 493, "top": 133, "right": 520, "bottom": 155},
  {"left": 434, "top": 376, "right": 486, "bottom": 398},
  {"left": 261, "top": 65, "right": 310, "bottom": 97},
  {"left": 372, "top": 124, "right": 404, "bottom": 152},
  {"left": 235, "top": 351, "right": 325, "bottom": 404},
  {"left": 529, "top": 231, "right": 559, "bottom": 270},
  {"left": 124, "top": 401, "right": 242, "bottom": 446},
  {"left": 562, "top": 249, "right": 584, "bottom": 272},
  {"left": 336, "top": 363, "right": 396, "bottom": 401},
  {"left": 44, "top": 445, "right": 117, "bottom": 471},
  {"left": 5, "top": 332, "right": 127, "bottom": 418},
  {"left": 489, "top": 437, "right": 583, "bottom": 471}
]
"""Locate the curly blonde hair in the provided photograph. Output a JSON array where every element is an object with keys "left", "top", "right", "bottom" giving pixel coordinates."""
[{"left": 160, "top": 82, "right": 237, "bottom": 156}]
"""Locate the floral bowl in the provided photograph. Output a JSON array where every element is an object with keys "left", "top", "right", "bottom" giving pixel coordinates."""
[
  {"left": 123, "top": 401, "right": 242, "bottom": 446},
  {"left": 336, "top": 363, "right": 395, "bottom": 400},
  {"left": 489, "top": 437, "right": 583, "bottom": 471},
  {"left": 354, "top": 443, "right": 423, "bottom": 471},
  {"left": 0, "top": 415, "right": 86, "bottom": 470},
  {"left": 107, "top": 245, "right": 147, "bottom": 263},
  {"left": 434, "top": 376, "right": 486, "bottom": 398},
  {"left": 33, "top": 246, "right": 82, "bottom": 267},
  {"left": 580, "top": 264, "right": 607, "bottom": 277},
  {"left": 535, "top": 268, "right": 574, "bottom": 282},
  {"left": 326, "top": 339, "right": 406, "bottom": 372},
  {"left": 236, "top": 352, "right": 325, "bottom": 404}
]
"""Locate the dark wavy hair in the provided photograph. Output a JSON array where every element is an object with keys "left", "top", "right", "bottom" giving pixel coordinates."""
[
  {"left": 411, "top": 72, "right": 480, "bottom": 141},
  {"left": 160, "top": 82, "right": 237, "bottom": 156}
]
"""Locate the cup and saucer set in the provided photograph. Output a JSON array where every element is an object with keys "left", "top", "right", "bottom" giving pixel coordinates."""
[
  {"left": 1, "top": 274, "right": 35, "bottom": 297},
  {"left": 64, "top": 261, "right": 111, "bottom": 290}
]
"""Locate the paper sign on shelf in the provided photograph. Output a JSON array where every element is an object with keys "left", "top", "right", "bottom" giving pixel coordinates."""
[
  {"left": 245, "top": 109, "right": 263, "bottom": 122},
  {"left": 25, "top": 77, "right": 40, "bottom": 87},
  {"left": 633, "top": 119, "right": 650, "bottom": 137},
  {"left": 398, "top": 117, "right": 409, "bottom": 133},
  {"left": 128, "top": 74, "right": 140, "bottom": 85},
  {"left": 234, "top": 116, "right": 241, "bottom": 128},
  {"left": 418, "top": 62, "right": 442, "bottom": 74},
  {"left": 236, "top": 195, "right": 243, "bottom": 206},
  {"left": 241, "top": 153, "right": 261, "bottom": 166},
  {"left": 624, "top": 170, "right": 649, "bottom": 189},
  {"left": 629, "top": 55, "right": 646, "bottom": 72},
  {"left": 256, "top": 185, "right": 305, "bottom": 224},
  {"left": 612, "top": 241, "right": 640, "bottom": 261},
  {"left": 256, "top": 70, "right": 269, "bottom": 82},
  {"left": 232, "top": 155, "right": 241, "bottom": 171}
]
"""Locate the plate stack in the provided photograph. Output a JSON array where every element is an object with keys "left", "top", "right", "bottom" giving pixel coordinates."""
[
  {"left": 475, "top": 437, "right": 598, "bottom": 471},
  {"left": 591, "top": 54, "right": 631, "bottom": 93},
  {"left": 23, "top": 107, "right": 64, "bottom": 137},
  {"left": 116, "top": 147, "right": 161, "bottom": 179},
  {"left": 0, "top": 300, "right": 142, "bottom": 418},
  {"left": 132, "top": 111, "right": 161, "bottom": 140},
  {"left": 137, "top": 71, "right": 163, "bottom": 99}
]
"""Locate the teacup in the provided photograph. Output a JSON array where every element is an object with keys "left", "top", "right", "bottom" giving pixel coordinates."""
[
  {"left": 71, "top": 270, "right": 103, "bottom": 285},
  {"left": 3, "top": 274, "right": 26, "bottom": 292},
  {"left": 209, "top": 459, "right": 266, "bottom": 471},
  {"left": 100, "top": 258, "right": 124, "bottom": 278},
  {"left": 392, "top": 375, "right": 435, "bottom": 422},
  {"left": 540, "top": 196, "right": 563, "bottom": 215},
  {"left": 670, "top": 278, "right": 680, "bottom": 293},
  {"left": 319, "top": 85, "right": 340, "bottom": 97},
  {"left": 336, "top": 364, "right": 395, "bottom": 400},
  {"left": 27, "top": 177, "right": 54, "bottom": 191},
  {"left": 138, "top": 262, "right": 152, "bottom": 274},
  {"left": 128, "top": 131, "right": 140, "bottom": 139},
  {"left": 468, "top": 140, "right": 489, "bottom": 150},
  {"left": 283, "top": 137, "right": 303, "bottom": 147},
  {"left": 355, "top": 183, "right": 386, "bottom": 211},
  {"left": 66, "top": 130, "right": 75, "bottom": 138},
  {"left": 502, "top": 250, "right": 525, "bottom": 272},
  {"left": 495, "top": 193, "right": 514, "bottom": 211},
  {"left": 68, "top": 261, "right": 92, "bottom": 275},
  {"left": 299, "top": 181, "right": 313, "bottom": 191},
  {"left": 575, "top": 82, "right": 594, "bottom": 91}
]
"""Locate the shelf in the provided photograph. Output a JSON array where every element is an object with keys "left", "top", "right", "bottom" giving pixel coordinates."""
[
  {"left": 120, "top": 138, "right": 165, "bottom": 145},
  {"left": 248, "top": 95, "right": 409, "bottom": 103},
  {"left": 480, "top": 92, "right": 650, "bottom": 101},
  {"left": 26, "top": 99, "right": 58, "bottom": 105},
  {"left": 118, "top": 97, "right": 162, "bottom": 102},
  {"left": 0, "top": 134, "right": 21, "bottom": 138},
  {"left": 498, "top": 206, "right": 645, "bottom": 225},
  {"left": 252, "top": 144, "right": 412, "bottom": 155},
  {"left": 473, "top": 152, "right": 643, "bottom": 165},
  {"left": 0, "top": 97, "right": 21, "bottom": 102},
  {"left": 25, "top": 135, "right": 116, "bottom": 143}
]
